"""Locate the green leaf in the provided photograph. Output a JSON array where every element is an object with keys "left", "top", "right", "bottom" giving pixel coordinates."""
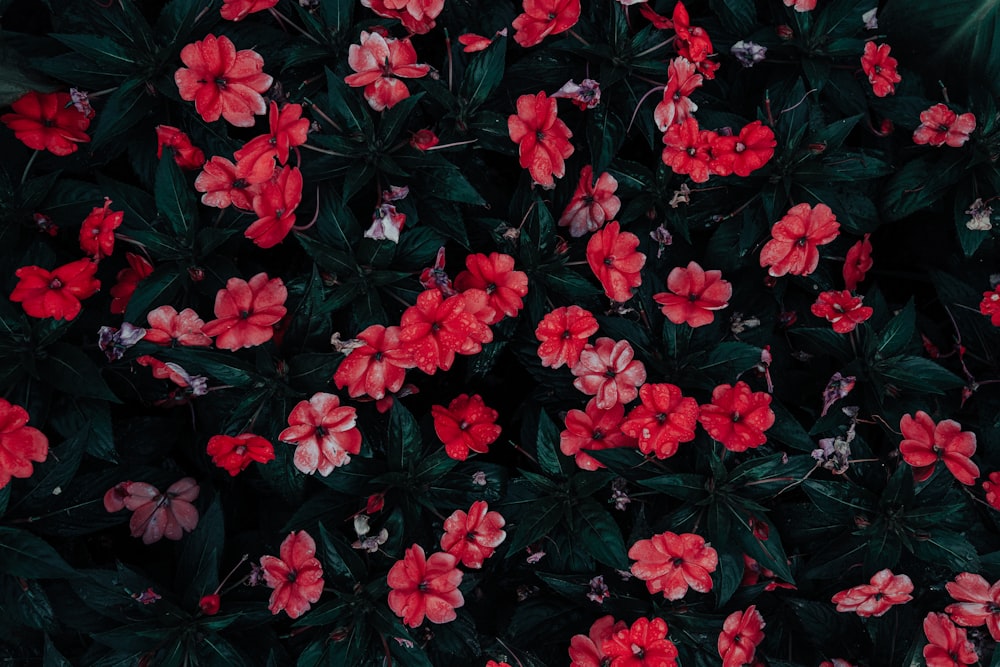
[
  {"left": 314, "top": 187, "right": 362, "bottom": 251},
  {"left": 90, "top": 78, "right": 148, "bottom": 148},
  {"left": 396, "top": 152, "right": 485, "bottom": 205},
  {"left": 50, "top": 33, "right": 139, "bottom": 75},
  {"left": 874, "top": 355, "right": 965, "bottom": 394},
  {"left": 639, "top": 473, "right": 708, "bottom": 500},
  {"left": 318, "top": 523, "right": 367, "bottom": 584},
  {"left": 123, "top": 266, "right": 184, "bottom": 322},
  {"left": 43, "top": 633, "right": 73, "bottom": 667},
  {"left": 875, "top": 299, "right": 916, "bottom": 358},
  {"left": 911, "top": 529, "right": 981, "bottom": 573},
  {"left": 572, "top": 497, "right": 628, "bottom": 569},
  {"left": 460, "top": 37, "right": 507, "bottom": 112},
  {"left": 709, "top": 0, "right": 756, "bottom": 33},
  {"left": 0, "top": 527, "right": 76, "bottom": 578},
  {"left": 881, "top": 153, "right": 966, "bottom": 222},
  {"left": 297, "top": 234, "right": 361, "bottom": 278},
  {"left": 587, "top": 104, "right": 625, "bottom": 175},
  {"left": 378, "top": 92, "right": 423, "bottom": 145},
  {"left": 533, "top": 409, "right": 565, "bottom": 478},
  {"left": 154, "top": 150, "right": 198, "bottom": 242},
  {"left": 387, "top": 402, "right": 422, "bottom": 472},
  {"left": 36, "top": 343, "right": 118, "bottom": 401},
  {"left": 505, "top": 498, "right": 564, "bottom": 555},
  {"left": 323, "top": 67, "right": 373, "bottom": 136}
]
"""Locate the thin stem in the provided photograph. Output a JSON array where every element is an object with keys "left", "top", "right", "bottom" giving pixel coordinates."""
[
  {"left": 445, "top": 29, "right": 454, "bottom": 91},
  {"left": 634, "top": 36, "right": 675, "bottom": 59},
  {"left": 567, "top": 29, "right": 590, "bottom": 46},
  {"left": 7, "top": 498, "right": 102, "bottom": 524},
  {"left": 424, "top": 139, "right": 478, "bottom": 151},
  {"left": 20, "top": 150, "right": 39, "bottom": 186},
  {"left": 626, "top": 85, "right": 665, "bottom": 135},
  {"left": 268, "top": 8, "right": 320, "bottom": 44},
  {"left": 292, "top": 188, "right": 321, "bottom": 231},
  {"left": 303, "top": 98, "right": 342, "bottom": 133},
  {"left": 300, "top": 143, "right": 348, "bottom": 157}
]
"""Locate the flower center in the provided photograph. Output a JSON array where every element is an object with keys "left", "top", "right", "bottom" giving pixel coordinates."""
[
  {"left": 240, "top": 310, "right": 251, "bottom": 319},
  {"left": 536, "top": 130, "right": 546, "bottom": 142},
  {"left": 215, "top": 77, "right": 228, "bottom": 89},
  {"left": 937, "top": 124, "right": 950, "bottom": 132},
  {"left": 418, "top": 581, "right": 429, "bottom": 592},
  {"left": 315, "top": 425, "right": 327, "bottom": 437},
  {"left": 735, "top": 142, "right": 746, "bottom": 153},
  {"left": 286, "top": 570, "right": 297, "bottom": 583},
  {"left": 373, "top": 351, "right": 384, "bottom": 361},
  {"left": 673, "top": 557, "right": 685, "bottom": 566},
  {"left": 235, "top": 445, "right": 247, "bottom": 455},
  {"left": 465, "top": 531, "right": 477, "bottom": 542},
  {"left": 233, "top": 178, "right": 248, "bottom": 189},
  {"left": 561, "top": 330, "right": 572, "bottom": 339},
  {"left": 796, "top": 236, "right": 809, "bottom": 247},
  {"left": 592, "top": 428, "right": 605, "bottom": 441},
  {"left": 48, "top": 278, "right": 63, "bottom": 289},
  {"left": 486, "top": 283, "right": 496, "bottom": 294},
  {"left": 731, "top": 411, "right": 742, "bottom": 423},
  {"left": 631, "top": 644, "right": 644, "bottom": 658}
]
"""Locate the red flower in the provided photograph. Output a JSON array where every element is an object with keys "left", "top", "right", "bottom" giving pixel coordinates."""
[
  {"left": 561, "top": 398, "right": 636, "bottom": 471},
  {"left": 137, "top": 355, "right": 200, "bottom": 389},
  {"left": 551, "top": 78, "right": 601, "bottom": 110},
  {"left": 508, "top": 91, "right": 574, "bottom": 188},
  {"left": 601, "top": 617, "right": 679, "bottom": 667},
  {"left": 697, "top": 381, "right": 775, "bottom": 452},
  {"left": 432, "top": 394, "right": 501, "bottom": 461},
  {"left": 831, "top": 569, "right": 914, "bottom": 617},
  {"left": 654, "top": 57, "right": 702, "bottom": 131},
  {"left": 279, "top": 392, "right": 361, "bottom": 475},
  {"left": 810, "top": 290, "right": 873, "bottom": 334},
  {"left": 174, "top": 34, "right": 273, "bottom": 127},
  {"left": 784, "top": 0, "right": 817, "bottom": 9},
  {"left": 710, "top": 121, "right": 776, "bottom": 177},
  {"left": 586, "top": 221, "right": 646, "bottom": 303},
  {"left": 246, "top": 165, "right": 303, "bottom": 248},
  {"left": 621, "top": 383, "right": 699, "bottom": 459},
  {"left": 110, "top": 252, "right": 153, "bottom": 315},
  {"left": 345, "top": 31, "right": 430, "bottom": 111},
  {"left": 123, "top": 478, "right": 200, "bottom": 544},
  {"left": 981, "top": 286, "right": 1000, "bottom": 325},
  {"left": 11, "top": 258, "right": 100, "bottom": 321},
  {"left": 759, "top": 203, "right": 841, "bottom": 277},
  {"left": 1, "top": 90, "right": 91, "bottom": 156},
  {"left": 512, "top": 0, "right": 581, "bottom": 48},
  {"left": 861, "top": 42, "right": 901, "bottom": 98},
  {"left": 79, "top": 198, "right": 124, "bottom": 260},
  {"left": 387, "top": 544, "right": 464, "bottom": 627},
  {"left": 945, "top": 572, "right": 1000, "bottom": 640},
  {"left": 558, "top": 166, "right": 621, "bottom": 237},
  {"left": 199, "top": 594, "right": 221, "bottom": 615},
  {"left": 535, "top": 305, "right": 599, "bottom": 369},
  {"left": 155, "top": 125, "right": 205, "bottom": 170},
  {"left": 639, "top": 4, "right": 673, "bottom": 29},
  {"left": 144, "top": 306, "right": 212, "bottom": 347},
  {"left": 334, "top": 324, "right": 415, "bottom": 399},
  {"left": 923, "top": 612, "right": 978, "bottom": 667},
  {"left": 899, "top": 411, "right": 979, "bottom": 485},
  {"left": 984, "top": 471, "right": 1000, "bottom": 510},
  {"left": 628, "top": 531, "right": 718, "bottom": 600},
  {"left": 653, "top": 261, "right": 732, "bottom": 328},
  {"left": 672, "top": 2, "right": 713, "bottom": 64},
  {"left": 843, "top": 234, "right": 873, "bottom": 290},
  {"left": 571, "top": 337, "right": 647, "bottom": 409},
  {"left": 410, "top": 128, "right": 440, "bottom": 150},
  {"left": 361, "top": 0, "right": 444, "bottom": 34},
  {"left": 206, "top": 433, "right": 275, "bottom": 476},
  {"left": 195, "top": 156, "right": 258, "bottom": 210},
  {"left": 260, "top": 530, "right": 325, "bottom": 619},
  {"left": 399, "top": 289, "right": 492, "bottom": 374},
  {"left": 440, "top": 500, "right": 506, "bottom": 568},
  {"left": 220, "top": 0, "right": 278, "bottom": 21},
  {"left": 569, "top": 615, "right": 626, "bottom": 667},
  {"left": 458, "top": 33, "right": 493, "bottom": 53},
  {"left": 202, "top": 272, "right": 288, "bottom": 351},
  {"left": 454, "top": 252, "right": 529, "bottom": 324},
  {"left": 913, "top": 104, "right": 976, "bottom": 148},
  {"left": 661, "top": 117, "right": 715, "bottom": 183},
  {"left": 718, "top": 606, "right": 766, "bottom": 667},
  {"left": 0, "top": 399, "right": 48, "bottom": 490},
  {"left": 234, "top": 102, "right": 310, "bottom": 183}
]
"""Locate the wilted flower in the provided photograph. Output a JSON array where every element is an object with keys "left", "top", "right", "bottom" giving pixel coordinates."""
[
  {"left": 587, "top": 575, "right": 610, "bottom": 604},
  {"left": 820, "top": 372, "right": 857, "bottom": 416},
  {"left": 965, "top": 198, "right": 993, "bottom": 231},
  {"left": 812, "top": 429, "right": 853, "bottom": 474},
  {"left": 98, "top": 322, "right": 147, "bottom": 361},
  {"left": 731, "top": 40, "right": 767, "bottom": 67},
  {"left": 551, "top": 78, "right": 601, "bottom": 110},
  {"left": 862, "top": 7, "right": 878, "bottom": 29},
  {"left": 131, "top": 588, "right": 162, "bottom": 605}
]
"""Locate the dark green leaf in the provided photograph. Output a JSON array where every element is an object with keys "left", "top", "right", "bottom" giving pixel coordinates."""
[
  {"left": 572, "top": 497, "right": 628, "bottom": 569},
  {"left": 154, "top": 149, "right": 198, "bottom": 241},
  {"left": 460, "top": 37, "right": 507, "bottom": 111},
  {"left": 533, "top": 409, "right": 565, "bottom": 478},
  {"left": 505, "top": 498, "right": 564, "bottom": 555},
  {"left": 91, "top": 78, "right": 149, "bottom": 148},
  {"left": 0, "top": 527, "right": 76, "bottom": 578},
  {"left": 36, "top": 343, "right": 118, "bottom": 401}
]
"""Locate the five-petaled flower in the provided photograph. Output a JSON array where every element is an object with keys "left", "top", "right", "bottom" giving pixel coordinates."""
[
  {"left": 11, "top": 258, "right": 100, "bottom": 321},
  {"left": 206, "top": 433, "right": 275, "bottom": 476},
  {"left": 922, "top": 612, "right": 978, "bottom": 667},
  {"left": 512, "top": 0, "right": 581, "bottom": 48},
  {"left": 440, "top": 501, "right": 506, "bottom": 569},
  {"left": 174, "top": 34, "right": 273, "bottom": 127},
  {"left": 334, "top": 324, "right": 415, "bottom": 399},
  {"left": 810, "top": 290, "right": 873, "bottom": 334},
  {"left": 561, "top": 398, "right": 635, "bottom": 471},
  {"left": 362, "top": 0, "right": 444, "bottom": 34},
  {"left": 112, "top": 478, "right": 201, "bottom": 545},
  {"left": 235, "top": 102, "right": 310, "bottom": 183},
  {"left": 387, "top": 544, "right": 464, "bottom": 627},
  {"left": 454, "top": 252, "right": 529, "bottom": 324},
  {"left": 653, "top": 261, "right": 732, "bottom": 328},
  {"left": 1, "top": 90, "right": 91, "bottom": 155},
  {"left": 260, "top": 530, "right": 325, "bottom": 619},
  {"left": 831, "top": 568, "right": 914, "bottom": 617},
  {"left": 144, "top": 306, "right": 212, "bottom": 347},
  {"left": 945, "top": 572, "right": 1000, "bottom": 640},
  {"left": 899, "top": 411, "right": 979, "bottom": 485},
  {"left": 654, "top": 57, "right": 702, "bottom": 131},
  {"left": 980, "top": 286, "right": 1000, "bottom": 326},
  {"left": 843, "top": 234, "right": 873, "bottom": 290},
  {"left": 860, "top": 42, "right": 901, "bottom": 98},
  {"left": 571, "top": 337, "right": 647, "bottom": 409},
  {"left": 246, "top": 165, "right": 303, "bottom": 248},
  {"left": 399, "top": 289, "right": 492, "bottom": 374},
  {"left": 628, "top": 531, "right": 718, "bottom": 600},
  {"left": 698, "top": 381, "right": 775, "bottom": 451},
  {"left": 79, "top": 198, "right": 124, "bottom": 260},
  {"left": 558, "top": 166, "right": 621, "bottom": 237},
  {"left": 345, "top": 31, "right": 430, "bottom": 111},
  {"left": 710, "top": 120, "right": 777, "bottom": 177},
  {"left": 718, "top": 606, "right": 766, "bottom": 667},
  {"left": 195, "top": 156, "right": 258, "bottom": 210},
  {"left": 913, "top": 103, "right": 977, "bottom": 148},
  {"left": 535, "top": 305, "right": 600, "bottom": 369},
  {"left": 569, "top": 615, "right": 626, "bottom": 667},
  {"left": 661, "top": 117, "right": 714, "bottom": 183},
  {"left": 155, "top": 125, "right": 205, "bottom": 170},
  {"left": 508, "top": 91, "right": 575, "bottom": 189},
  {"left": 0, "top": 399, "right": 48, "bottom": 490},
  {"left": 432, "top": 394, "right": 501, "bottom": 461},
  {"left": 586, "top": 221, "right": 646, "bottom": 303},
  {"left": 601, "top": 616, "right": 679, "bottom": 667},
  {"left": 202, "top": 272, "right": 288, "bottom": 351},
  {"left": 279, "top": 392, "right": 362, "bottom": 476},
  {"left": 621, "top": 383, "right": 699, "bottom": 459},
  {"left": 759, "top": 203, "right": 841, "bottom": 277}
]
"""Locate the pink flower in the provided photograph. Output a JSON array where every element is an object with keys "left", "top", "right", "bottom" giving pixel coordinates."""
[
  {"left": 279, "top": 393, "right": 362, "bottom": 476},
  {"left": 558, "top": 165, "right": 621, "bottom": 237},
  {"left": 945, "top": 572, "right": 1000, "bottom": 640},
  {"left": 260, "top": 530, "right": 325, "bottom": 619},
  {"left": 122, "top": 478, "right": 200, "bottom": 545},
  {"left": 144, "top": 306, "right": 212, "bottom": 347},
  {"left": 831, "top": 569, "right": 914, "bottom": 617},
  {"left": 571, "top": 337, "right": 647, "bottom": 409},
  {"left": 440, "top": 501, "right": 506, "bottom": 569},
  {"left": 653, "top": 261, "right": 732, "bottom": 328},
  {"left": 387, "top": 545, "right": 464, "bottom": 627},
  {"left": 345, "top": 31, "right": 429, "bottom": 111},
  {"left": 899, "top": 411, "right": 979, "bottom": 485},
  {"left": 913, "top": 104, "right": 976, "bottom": 148},
  {"left": 654, "top": 57, "right": 702, "bottom": 130},
  {"left": 628, "top": 531, "right": 718, "bottom": 600}
]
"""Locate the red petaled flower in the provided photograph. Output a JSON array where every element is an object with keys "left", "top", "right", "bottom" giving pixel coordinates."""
[
  {"left": 913, "top": 103, "right": 977, "bottom": 148},
  {"left": 662, "top": 117, "right": 715, "bottom": 183},
  {"left": 654, "top": 57, "right": 702, "bottom": 131},
  {"left": 79, "top": 198, "right": 124, "bottom": 260},
  {"left": 234, "top": 101, "right": 310, "bottom": 183},
  {"left": 409, "top": 128, "right": 440, "bottom": 150},
  {"left": 586, "top": 221, "right": 646, "bottom": 303},
  {"left": 569, "top": 615, "right": 626, "bottom": 667},
  {"left": 899, "top": 411, "right": 979, "bottom": 485},
  {"left": 11, "top": 258, "right": 100, "bottom": 321},
  {"left": 123, "top": 478, "right": 200, "bottom": 544},
  {"left": 843, "top": 234, "right": 873, "bottom": 290},
  {"left": 784, "top": 0, "right": 817, "bottom": 10},
  {"left": 399, "top": 289, "right": 492, "bottom": 374},
  {"left": 535, "top": 305, "right": 600, "bottom": 369},
  {"left": 512, "top": 0, "right": 581, "bottom": 48},
  {"left": 571, "top": 337, "right": 647, "bottom": 409},
  {"left": 110, "top": 252, "right": 153, "bottom": 315},
  {"left": 387, "top": 544, "right": 464, "bottom": 627},
  {"left": 980, "top": 286, "right": 1000, "bottom": 325},
  {"left": 155, "top": 125, "right": 205, "bottom": 170},
  {"left": 361, "top": 0, "right": 444, "bottom": 35},
  {"left": 0, "top": 398, "right": 48, "bottom": 490},
  {"left": 810, "top": 290, "right": 873, "bottom": 334},
  {"left": 137, "top": 355, "right": 196, "bottom": 388},
  {"left": 345, "top": 31, "right": 430, "bottom": 111},
  {"left": 923, "top": 612, "right": 978, "bottom": 667},
  {"left": 279, "top": 392, "right": 361, "bottom": 476},
  {"left": 759, "top": 203, "right": 841, "bottom": 277},
  {"left": 334, "top": 324, "right": 415, "bottom": 399},
  {"left": 174, "top": 34, "right": 273, "bottom": 127},
  {"left": 507, "top": 91, "right": 575, "bottom": 189},
  {"left": 246, "top": 165, "right": 303, "bottom": 248},
  {"left": 260, "top": 530, "right": 325, "bottom": 619},
  {"left": 945, "top": 572, "right": 1000, "bottom": 640},
  {"left": 432, "top": 394, "right": 501, "bottom": 461},
  {"left": 628, "top": 531, "right": 718, "bottom": 600},
  {"left": 440, "top": 500, "right": 506, "bottom": 569},
  {"left": 718, "top": 606, "right": 766, "bottom": 667},
  {"left": 601, "top": 617, "right": 679, "bottom": 667},
  {"left": 453, "top": 252, "right": 529, "bottom": 324},
  {"left": 558, "top": 165, "right": 621, "bottom": 237},
  {"left": 710, "top": 121, "right": 777, "bottom": 177},
  {"left": 206, "top": 433, "right": 275, "bottom": 476},
  {"left": 621, "top": 383, "right": 699, "bottom": 459},
  {"left": 984, "top": 471, "right": 1000, "bottom": 510},
  {"left": 220, "top": 0, "right": 278, "bottom": 21},
  {"left": 697, "top": 381, "right": 775, "bottom": 452},
  {"left": 672, "top": 2, "right": 713, "bottom": 63},
  {"left": 202, "top": 272, "right": 288, "bottom": 351},
  {"left": 653, "top": 260, "right": 732, "bottom": 328},
  {"left": 457, "top": 33, "right": 493, "bottom": 53},
  {"left": 560, "top": 398, "right": 636, "bottom": 471},
  {"left": 1, "top": 90, "right": 91, "bottom": 156},
  {"left": 860, "top": 42, "right": 901, "bottom": 98},
  {"left": 831, "top": 568, "right": 914, "bottom": 617},
  {"left": 144, "top": 306, "right": 212, "bottom": 347},
  {"left": 199, "top": 594, "right": 221, "bottom": 615},
  {"left": 195, "top": 156, "right": 259, "bottom": 210}
]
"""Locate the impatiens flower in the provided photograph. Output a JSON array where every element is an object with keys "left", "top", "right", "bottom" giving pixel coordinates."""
[
  {"left": 387, "top": 545, "right": 464, "bottom": 627},
  {"left": 399, "top": 289, "right": 492, "bottom": 374},
  {"left": 831, "top": 569, "right": 914, "bottom": 617},
  {"left": 718, "top": 606, "right": 766, "bottom": 667},
  {"left": 362, "top": 0, "right": 445, "bottom": 35},
  {"left": 561, "top": 398, "right": 635, "bottom": 471},
  {"left": 155, "top": 125, "right": 205, "bottom": 170},
  {"left": 11, "top": 258, "right": 100, "bottom": 321},
  {"left": 345, "top": 31, "right": 430, "bottom": 111},
  {"left": 1, "top": 90, "right": 91, "bottom": 155},
  {"left": 174, "top": 34, "right": 273, "bottom": 127},
  {"left": 199, "top": 594, "right": 221, "bottom": 615},
  {"left": 123, "top": 478, "right": 200, "bottom": 544},
  {"left": 945, "top": 572, "right": 1000, "bottom": 640},
  {"left": 569, "top": 615, "right": 626, "bottom": 667},
  {"left": 410, "top": 128, "right": 440, "bottom": 150},
  {"left": 913, "top": 104, "right": 977, "bottom": 148},
  {"left": 432, "top": 394, "right": 501, "bottom": 461},
  {"left": 144, "top": 306, "right": 212, "bottom": 346},
  {"left": 653, "top": 261, "right": 732, "bottom": 328},
  {"left": 246, "top": 165, "right": 303, "bottom": 248},
  {"left": 507, "top": 91, "right": 574, "bottom": 189},
  {"left": 731, "top": 40, "right": 767, "bottom": 67},
  {"left": 279, "top": 392, "right": 362, "bottom": 476},
  {"left": 899, "top": 411, "right": 979, "bottom": 485},
  {"left": 697, "top": 381, "right": 775, "bottom": 452},
  {"left": 458, "top": 33, "right": 493, "bottom": 52},
  {"left": 260, "top": 530, "right": 325, "bottom": 619},
  {"left": 234, "top": 102, "right": 310, "bottom": 183},
  {"left": 454, "top": 252, "right": 529, "bottom": 324},
  {"left": 672, "top": 2, "right": 713, "bottom": 64},
  {"left": 202, "top": 272, "right": 288, "bottom": 351},
  {"left": 923, "top": 612, "right": 978, "bottom": 667},
  {"left": 759, "top": 203, "right": 841, "bottom": 277},
  {"left": 77, "top": 199, "right": 123, "bottom": 261},
  {"left": 628, "top": 531, "right": 718, "bottom": 600},
  {"left": 980, "top": 286, "right": 1000, "bottom": 325},
  {"left": 820, "top": 661, "right": 856, "bottom": 667},
  {"left": 0, "top": 398, "right": 48, "bottom": 490},
  {"left": 195, "top": 156, "right": 258, "bottom": 210},
  {"left": 571, "top": 337, "right": 647, "bottom": 409},
  {"left": 558, "top": 166, "right": 621, "bottom": 237},
  {"left": 843, "top": 234, "right": 873, "bottom": 290},
  {"left": 110, "top": 252, "right": 153, "bottom": 315},
  {"left": 810, "top": 290, "right": 873, "bottom": 334},
  {"left": 98, "top": 323, "right": 146, "bottom": 362},
  {"left": 137, "top": 355, "right": 207, "bottom": 394},
  {"left": 783, "top": 0, "right": 816, "bottom": 11},
  {"left": 220, "top": 0, "right": 278, "bottom": 21},
  {"left": 440, "top": 501, "right": 506, "bottom": 568},
  {"left": 662, "top": 117, "right": 715, "bottom": 183},
  {"left": 710, "top": 120, "right": 777, "bottom": 177},
  {"left": 551, "top": 78, "right": 601, "bottom": 110},
  {"left": 984, "top": 471, "right": 1000, "bottom": 510},
  {"left": 860, "top": 42, "right": 901, "bottom": 98},
  {"left": 601, "top": 617, "right": 679, "bottom": 667},
  {"left": 535, "top": 305, "right": 600, "bottom": 369},
  {"left": 206, "top": 433, "right": 275, "bottom": 476},
  {"left": 621, "top": 383, "right": 699, "bottom": 459},
  {"left": 512, "top": 0, "right": 581, "bottom": 48},
  {"left": 334, "top": 324, "right": 415, "bottom": 399},
  {"left": 654, "top": 57, "right": 702, "bottom": 131},
  {"left": 586, "top": 221, "right": 646, "bottom": 303}
]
